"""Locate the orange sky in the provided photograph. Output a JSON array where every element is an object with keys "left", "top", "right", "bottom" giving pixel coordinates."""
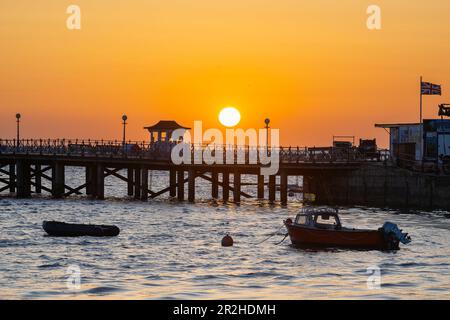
[{"left": 1, "top": 0, "right": 449, "bottom": 147}]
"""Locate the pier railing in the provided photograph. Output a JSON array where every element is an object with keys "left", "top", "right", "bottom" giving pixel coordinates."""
[{"left": 0, "top": 139, "right": 390, "bottom": 164}]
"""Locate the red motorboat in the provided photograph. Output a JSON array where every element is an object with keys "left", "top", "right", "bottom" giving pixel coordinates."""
[{"left": 284, "top": 207, "right": 411, "bottom": 250}]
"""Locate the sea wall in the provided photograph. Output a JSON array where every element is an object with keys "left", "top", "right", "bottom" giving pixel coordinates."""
[{"left": 309, "top": 163, "right": 450, "bottom": 210}]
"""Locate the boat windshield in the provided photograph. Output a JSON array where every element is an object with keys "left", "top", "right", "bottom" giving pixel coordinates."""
[
  {"left": 295, "top": 214, "right": 308, "bottom": 225},
  {"left": 296, "top": 207, "right": 341, "bottom": 228},
  {"left": 314, "top": 214, "right": 341, "bottom": 229}
]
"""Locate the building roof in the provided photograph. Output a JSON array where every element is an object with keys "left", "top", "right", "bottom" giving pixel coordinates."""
[
  {"left": 144, "top": 120, "right": 190, "bottom": 131},
  {"left": 375, "top": 123, "right": 421, "bottom": 128}
]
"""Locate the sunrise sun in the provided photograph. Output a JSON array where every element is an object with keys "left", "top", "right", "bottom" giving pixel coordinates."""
[{"left": 218, "top": 107, "right": 241, "bottom": 127}]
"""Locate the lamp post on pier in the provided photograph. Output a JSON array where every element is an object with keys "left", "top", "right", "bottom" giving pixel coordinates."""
[
  {"left": 264, "top": 118, "right": 270, "bottom": 156},
  {"left": 122, "top": 114, "right": 128, "bottom": 146},
  {"left": 16, "top": 113, "right": 21, "bottom": 148}
]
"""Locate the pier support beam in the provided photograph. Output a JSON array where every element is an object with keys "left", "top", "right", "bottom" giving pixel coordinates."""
[
  {"left": 268, "top": 175, "right": 276, "bottom": 203},
  {"left": 188, "top": 169, "right": 195, "bottom": 203},
  {"left": 233, "top": 171, "right": 241, "bottom": 204},
  {"left": 257, "top": 175, "right": 265, "bottom": 199},
  {"left": 141, "top": 168, "right": 148, "bottom": 201},
  {"left": 52, "top": 162, "right": 65, "bottom": 198},
  {"left": 16, "top": 161, "right": 31, "bottom": 198},
  {"left": 280, "top": 171, "right": 288, "bottom": 206},
  {"left": 96, "top": 165, "right": 104, "bottom": 200},
  {"left": 177, "top": 170, "right": 184, "bottom": 201},
  {"left": 169, "top": 169, "right": 177, "bottom": 197},
  {"left": 127, "top": 168, "right": 134, "bottom": 196},
  {"left": 85, "top": 166, "right": 91, "bottom": 195},
  {"left": 86, "top": 165, "right": 97, "bottom": 197},
  {"left": 211, "top": 171, "right": 219, "bottom": 199},
  {"left": 222, "top": 172, "right": 230, "bottom": 202},
  {"left": 9, "top": 164, "right": 15, "bottom": 193},
  {"left": 85, "top": 166, "right": 92, "bottom": 195},
  {"left": 34, "top": 164, "right": 42, "bottom": 193},
  {"left": 134, "top": 167, "right": 141, "bottom": 200}
]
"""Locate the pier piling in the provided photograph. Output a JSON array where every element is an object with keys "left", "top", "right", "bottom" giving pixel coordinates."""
[
  {"left": 233, "top": 171, "right": 241, "bottom": 203},
  {"left": 222, "top": 172, "right": 230, "bottom": 202},
  {"left": 177, "top": 170, "right": 184, "bottom": 201},
  {"left": 96, "top": 165, "right": 104, "bottom": 200},
  {"left": 141, "top": 168, "right": 148, "bottom": 201},
  {"left": 169, "top": 169, "right": 176, "bottom": 197},
  {"left": 16, "top": 161, "right": 31, "bottom": 198},
  {"left": 52, "top": 163, "right": 65, "bottom": 198},
  {"left": 134, "top": 167, "right": 141, "bottom": 200},
  {"left": 211, "top": 171, "right": 219, "bottom": 199},
  {"left": 268, "top": 175, "right": 276, "bottom": 203},
  {"left": 127, "top": 168, "right": 134, "bottom": 196},
  {"left": 34, "top": 164, "right": 42, "bottom": 193},
  {"left": 89, "top": 165, "right": 98, "bottom": 197},
  {"left": 257, "top": 175, "right": 264, "bottom": 199},
  {"left": 86, "top": 166, "right": 92, "bottom": 195},
  {"left": 280, "top": 171, "right": 288, "bottom": 205},
  {"left": 9, "top": 164, "right": 15, "bottom": 193},
  {"left": 188, "top": 169, "right": 195, "bottom": 203}
]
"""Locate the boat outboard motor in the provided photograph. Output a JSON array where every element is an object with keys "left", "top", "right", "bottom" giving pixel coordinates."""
[{"left": 381, "top": 222, "right": 411, "bottom": 245}]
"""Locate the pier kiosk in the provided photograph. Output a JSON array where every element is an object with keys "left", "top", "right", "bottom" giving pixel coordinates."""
[{"left": 144, "top": 120, "right": 190, "bottom": 144}]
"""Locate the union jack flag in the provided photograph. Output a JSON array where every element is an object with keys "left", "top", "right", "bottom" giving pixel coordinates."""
[{"left": 421, "top": 81, "right": 442, "bottom": 95}]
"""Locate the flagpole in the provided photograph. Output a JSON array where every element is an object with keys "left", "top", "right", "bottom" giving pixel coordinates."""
[
  {"left": 420, "top": 75, "right": 424, "bottom": 169},
  {"left": 420, "top": 75, "right": 423, "bottom": 124}
]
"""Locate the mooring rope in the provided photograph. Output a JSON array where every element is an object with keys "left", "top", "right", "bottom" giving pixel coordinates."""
[
  {"left": 254, "top": 224, "right": 286, "bottom": 245},
  {"left": 274, "top": 233, "right": 289, "bottom": 245}
]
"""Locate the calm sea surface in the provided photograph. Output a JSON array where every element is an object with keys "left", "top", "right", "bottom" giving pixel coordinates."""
[{"left": 0, "top": 168, "right": 449, "bottom": 299}]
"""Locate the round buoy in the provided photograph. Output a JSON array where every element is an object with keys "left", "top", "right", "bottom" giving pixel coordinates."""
[{"left": 221, "top": 234, "right": 233, "bottom": 247}]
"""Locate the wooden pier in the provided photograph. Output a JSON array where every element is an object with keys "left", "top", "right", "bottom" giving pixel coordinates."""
[{"left": 0, "top": 139, "right": 390, "bottom": 206}]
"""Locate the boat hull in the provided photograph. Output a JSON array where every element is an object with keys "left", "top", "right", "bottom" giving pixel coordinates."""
[
  {"left": 42, "top": 221, "right": 120, "bottom": 237},
  {"left": 285, "top": 223, "right": 397, "bottom": 250}
]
